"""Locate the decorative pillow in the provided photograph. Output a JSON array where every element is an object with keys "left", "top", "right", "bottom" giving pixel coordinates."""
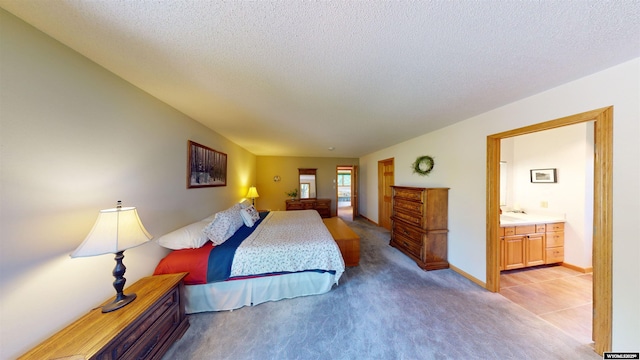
[
  {"left": 240, "top": 205, "right": 261, "bottom": 227},
  {"left": 239, "top": 199, "right": 252, "bottom": 209},
  {"left": 156, "top": 220, "right": 210, "bottom": 250},
  {"left": 202, "top": 204, "right": 244, "bottom": 245}
]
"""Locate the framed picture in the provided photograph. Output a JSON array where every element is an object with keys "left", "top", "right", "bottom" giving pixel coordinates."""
[
  {"left": 530, "top": 168, "right": 557, "bottom": 183},
  {"left": 187, "top": 140, "right": 227, "bottom": 188}
]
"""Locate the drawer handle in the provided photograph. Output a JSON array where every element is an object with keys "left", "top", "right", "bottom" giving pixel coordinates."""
[
  {"left": 403, "top": 230, "right": 410, "bottom": 235},
  {"left": 403, "top": 242, "right": 409, "bottom": 247}
]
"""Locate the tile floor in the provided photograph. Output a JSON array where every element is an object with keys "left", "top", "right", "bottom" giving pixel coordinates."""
[{"left": 500, "top": 264, "right": 593, "bottom": 345}]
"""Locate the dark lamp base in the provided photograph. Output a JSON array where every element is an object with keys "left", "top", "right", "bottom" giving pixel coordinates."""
[{"left": 102, "top": 293, "right": 137, "bottom": 313}]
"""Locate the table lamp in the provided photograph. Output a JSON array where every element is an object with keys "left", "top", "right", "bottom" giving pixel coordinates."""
[
  {"left": 71, "top": 201, "right": 153, "bottom": 313},
  {"left": 246, "top": 186, "right": 259, "bottom": 206}
]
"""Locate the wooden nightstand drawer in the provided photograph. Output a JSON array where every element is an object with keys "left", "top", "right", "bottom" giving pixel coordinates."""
[
  {"left": 97, "top": 287, "right": 180, "bottom": 359},
  {"left": 121, "top": 304, "right": 182, "bottom": 360},
  {"left": 20, "top": 273, "right": 189, "bottom": 360}
]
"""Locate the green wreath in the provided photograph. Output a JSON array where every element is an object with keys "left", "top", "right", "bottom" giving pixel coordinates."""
[{"left": 412, "top": 155, "right": 435, "bottom": 176}]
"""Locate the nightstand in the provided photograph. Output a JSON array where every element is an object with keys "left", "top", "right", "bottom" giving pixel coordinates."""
[{"left": 19, "top": 273, "right": 189, "bottom": 360}]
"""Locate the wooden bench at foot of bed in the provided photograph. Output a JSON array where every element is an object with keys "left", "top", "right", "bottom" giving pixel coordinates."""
[{"left": 323, "top": 217, "right": 360, "bottom": 267}]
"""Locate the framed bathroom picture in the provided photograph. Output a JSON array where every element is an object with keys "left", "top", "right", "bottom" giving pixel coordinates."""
[
  {"left": 187, "top": 140, "right": 227, "bottom": 188},
  {"left": 530, "top": 168, "right": 557, "bottom": 183}
]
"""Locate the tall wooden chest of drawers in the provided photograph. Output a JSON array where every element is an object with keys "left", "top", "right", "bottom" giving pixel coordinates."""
[{"left": 390, "top": 186, "right": 449, "bottom": 270}]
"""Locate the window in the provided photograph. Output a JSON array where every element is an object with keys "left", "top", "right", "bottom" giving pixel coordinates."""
[{"left": 337, "top": 174, "right": 351, "bottom": 186}]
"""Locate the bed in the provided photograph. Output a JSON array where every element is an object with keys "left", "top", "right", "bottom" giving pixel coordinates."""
[{"left": 153, "top": 204, "right": 345, "bottom": 313}]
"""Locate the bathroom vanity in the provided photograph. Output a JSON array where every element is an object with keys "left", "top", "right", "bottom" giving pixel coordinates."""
[{"left": 499, "top": 213, "right": 565, "bottom": 271}]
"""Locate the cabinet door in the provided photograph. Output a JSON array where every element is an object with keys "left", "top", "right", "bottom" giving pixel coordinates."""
[
  {"left": 525, "top": 234, "right": 545, "bottom": 267},
  {"left": 499, "top": 237, "right": 505, "bottom": 271},
  {"left": 504, "top": 235, "right": 525, "bottom": 270}
]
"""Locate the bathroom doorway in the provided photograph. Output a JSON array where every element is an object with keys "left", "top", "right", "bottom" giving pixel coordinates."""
[{"left": 486, "top": 107, "right": 613, "bottom": 355}]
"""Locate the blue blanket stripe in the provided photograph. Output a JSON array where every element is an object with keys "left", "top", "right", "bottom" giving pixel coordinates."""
[{"left": 206, "top": 211, "right": 268, "bottom": 283}]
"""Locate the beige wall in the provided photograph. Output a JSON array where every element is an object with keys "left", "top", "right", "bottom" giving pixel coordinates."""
[
  {"left": 255, "top": 156, "right": 358, "bottom": 215},
  {"left": 0, "top": 10, "right": 256, "bottom": 359},
  {"left": 359, "top": 58, "right": 640, "bottom": 350}
]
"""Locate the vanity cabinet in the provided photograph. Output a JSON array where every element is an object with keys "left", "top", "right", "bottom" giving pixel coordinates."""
[
  {"left": 500, "top": 222, "right": 564, "bottom": 271},
  {"left": 285, "top": 198, "right": 331, "bottom": 218},
  {"left": 390, "top": 186, "right": 449, "bottom": 271},
  {"left": 546, "top": 222, "right": 565, "bottom": 264}
]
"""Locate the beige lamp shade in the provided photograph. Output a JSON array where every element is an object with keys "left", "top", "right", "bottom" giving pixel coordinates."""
[
  {"left": 71, "top": 206, "right": 153, "bottom": 258},
  {"left": 246, "top": 186, "right": 259, "bottom": 199}
]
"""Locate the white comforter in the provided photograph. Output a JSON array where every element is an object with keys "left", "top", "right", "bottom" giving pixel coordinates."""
[{"left": 230, "top": 210, "right": 345, "bottom": 284}]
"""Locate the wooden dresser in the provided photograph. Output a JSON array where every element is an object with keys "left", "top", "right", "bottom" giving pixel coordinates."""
[
  {"left": 20, "top": 273, "right": 189, "bottom": 360},
  {"left": 390, "top": 186, "right": 449, "bottom": 270},
  {"left": 285, "top": 198, "right": 331, "bottom": 218}
]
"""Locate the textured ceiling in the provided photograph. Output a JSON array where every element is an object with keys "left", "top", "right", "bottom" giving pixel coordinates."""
[{"left": 2, "top": 1, "right": 639, "bottom": 157}]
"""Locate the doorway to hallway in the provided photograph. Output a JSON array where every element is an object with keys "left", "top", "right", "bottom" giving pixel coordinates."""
[{"left": 336, "top": 165, "right": 358, "bottom": 221}]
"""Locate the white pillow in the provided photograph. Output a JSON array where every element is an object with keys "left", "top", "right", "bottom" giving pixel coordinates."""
[
  {"left": 203, "top": 204, "right": 244, "bottom": 245},
  {"left": 239, "top": 199, "right": 252, "bottom": 209},
  {"left": 240, "top": 205, "right": 261, "bottom": 227},
  {"left": 156, "top": 220, "right": 210, "bottom": 250}
]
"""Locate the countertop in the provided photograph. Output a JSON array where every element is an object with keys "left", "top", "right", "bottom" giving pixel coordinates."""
[{"left": 500, "top": 212, "right": 565, "bottom": 226}]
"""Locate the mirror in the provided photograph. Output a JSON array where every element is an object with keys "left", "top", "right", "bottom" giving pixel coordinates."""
[{"left": 298, "top": 168, "right": 317, "bottom": 199}]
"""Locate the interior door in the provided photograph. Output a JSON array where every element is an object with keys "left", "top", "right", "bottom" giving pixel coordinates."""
[
  {"left": 378, "top": 158, "right": 394, "bottom": 230},
  {"left": 351, "top": 165, "right": 359, "bottom": 218}
]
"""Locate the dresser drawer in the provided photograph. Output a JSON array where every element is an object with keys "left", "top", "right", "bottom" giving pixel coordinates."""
[
  {"left": 546, "top": 247, "right": 564, "bottom": 263},
  {"left": 393, "top": 211, "right": 423, "bottom": 228},
  {"left": 96, "top": 287, "right": 180, "bottom": 360},
  {"left": 393, "top": 198, "right": 424, "bottom": 216},
  {"left": 393, "top": 221, "right": 422, "bottom": 242},
  {"left": 393, "top": 187, "right": 424, "bottom": 202},
  {"left": 394, "top": 232, "right": 422, "bottom": 259},
  {"left": 286, "top": 202, "right": 304, "bottom": 210},
  {"left": 546, "top": 232, "right": 564, "bottom": 247},
  {"left": 122, "top": 304, "right": 182, "bottom": 360}
]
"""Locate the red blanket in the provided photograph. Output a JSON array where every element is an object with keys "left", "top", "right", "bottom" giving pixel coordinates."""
[{"left": 153, "top": 242, "right": 212, "bottom": 285}]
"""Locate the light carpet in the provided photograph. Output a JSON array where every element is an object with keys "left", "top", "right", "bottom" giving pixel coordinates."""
[{"left": 162, "top": 217, "right": 600, "bottom": 360}]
